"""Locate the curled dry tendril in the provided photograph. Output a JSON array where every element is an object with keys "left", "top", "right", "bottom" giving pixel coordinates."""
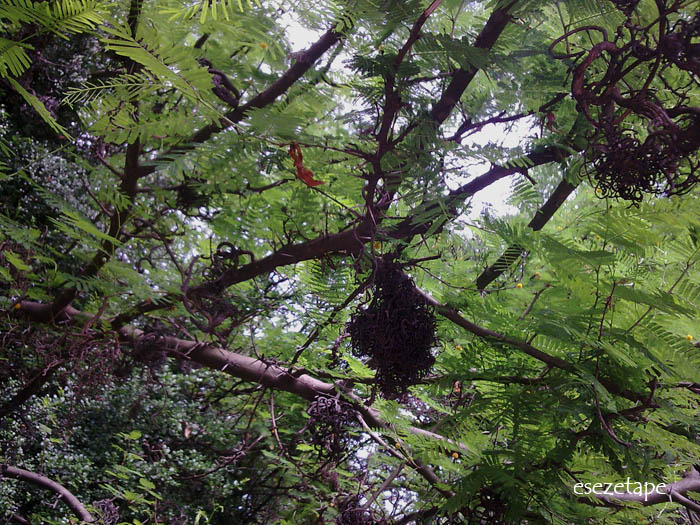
[{"left": 550, "top": 3, "right": 700, "bottom": 203}]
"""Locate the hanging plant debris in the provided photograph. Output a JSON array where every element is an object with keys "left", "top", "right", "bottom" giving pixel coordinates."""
[
  {"left": 347, "top": 264, "right": 437, "bottom": 399},
  {"left": 550, "top": 5, "right": 700, "bottom": 203},
  {"left": 307, "top": 395, "right": 356, "bottom": 460},
  {"left": 335, "top": 495, "right": 381, "bottom": 525}
]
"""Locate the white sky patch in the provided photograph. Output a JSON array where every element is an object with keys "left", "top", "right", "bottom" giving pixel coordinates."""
[
  {"left": 280, "top": 11, "right": 324, "bottom": 52},
  {"left": 458, "top": 118, "right": 534, "bottom": 219}
]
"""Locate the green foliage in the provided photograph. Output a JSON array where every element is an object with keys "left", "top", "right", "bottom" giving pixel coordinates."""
[
  {"left": 159, "top": 0, "right": 262, "bottom": 23},
  {"left": 2, "top": 0, "right": 700, "bottom": 523},
  {"left": 0, "top": 0, "right": 107, "bottom": 135},
  {"left": 7, "top": 77, "right": 70, "bottom": 136},
  {"left": 0, "top": 36, "right": 31, "bottom": 76}
]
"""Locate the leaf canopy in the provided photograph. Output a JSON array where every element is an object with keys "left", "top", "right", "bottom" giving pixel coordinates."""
[{"left": 1, "top": 0, "right": 700, "bottom": 523}]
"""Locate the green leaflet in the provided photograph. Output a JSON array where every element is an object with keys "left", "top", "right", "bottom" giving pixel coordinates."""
[
  {"left": 101, "top": 25, "right": 215, "bottom": 113},
  {"left": 613, "top": 284, "right": 693, "bottom": 317},
  {"left": 63, "top": 71, "right": 161, "bottom": 108},
  {"left": 50, "top": 210, "right": 120, "bottom": 247},
  {"left": 159, "top": 0, "right": 262, "bottom": 23},
  {"left": 7, "top": 78, "right": 71, "bottom": 138},
  {"left": 41, "top": 0, "right": 104, "bottom": 37},
  {"left": 0, "top": 37, "right": 32, "bottom": 77},
  {"left": 3, "top": 250, "right": 30, "bottom": 271}
]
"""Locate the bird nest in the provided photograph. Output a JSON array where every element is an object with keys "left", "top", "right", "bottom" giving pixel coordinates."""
[{"left": 347, "top": 265, "right": 437, "bottom": 399}]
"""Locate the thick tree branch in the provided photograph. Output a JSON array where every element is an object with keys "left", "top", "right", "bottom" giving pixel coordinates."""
[
  {"left": 430, "top": 1, "right": 517, "bottom": 125},
  {"left": 18, "top": 301, "right": 473, "bottom": 456},
  {"left": 188, "top": 29, "right": 342, "bottom": 146},
  {"left": 110, "top": 221, "right": 373, "bottom": 329},
  {"left": 387, "top": 144, "right": 570, "bottom": 241},
  {"left": 0, "top": 465, "right": 94, "bottom": 522},
  {"left": 51, "top": 0, "right": 149, "bottom": 313},
  {"left": 193, "top": 218, "right": 373, "bottom": 296},
  {"left": 113, "top": 147, "right": 567, "bottom": 329},
  {"left": 50, "top": 27, "right": 343, "bottom": 319}
]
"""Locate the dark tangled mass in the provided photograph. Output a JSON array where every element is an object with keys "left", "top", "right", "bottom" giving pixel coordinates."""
[
  {"left": 552, "top": 2, "right": 700, "bottom": 203},
  {"left": 334, "top": 496, "right": 381, "bottom": 525},
  {"left": 588, "top": 116, "right": 700, "bottom": 202},
  {"left": 307, "top": 395, "right": 356, "bottom": 459},
  {"left": 347, "top": 265, "right": 437, "bottom": 399}
]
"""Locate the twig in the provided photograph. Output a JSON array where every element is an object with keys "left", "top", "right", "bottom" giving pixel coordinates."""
[
  {"left": 362, "top": 463, "right": 405, "bottom": 510},
  {"left": 355, "top": 414, "right": 453, "bottom": 498},
  {"left": 518, "top": 286, "right": 549, "bottom": 320}
]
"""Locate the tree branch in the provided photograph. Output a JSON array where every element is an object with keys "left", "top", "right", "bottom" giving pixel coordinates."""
[
  {"left": 50, "top": 26, "right": 344, "bottom": 319},
  {"left": 411, "top": 286, "right": 646, "bottom": 403},
  {"left": 362, "top": 463, "right": 405, "bottom": 509},
  {"left": 356, "top": 413, "right": 453, "bottom": 499},
  {"left": 0, "top": 465, "right": 94, "bottom": 522},
  {"left": 188, "top": 29, "right": 342, "bottom": 146},
  {"left": 113, "top": 146, "right": 569, "bottom": 329},
  {"left": 52, "top": 140, "right": 146, "bottom": 314},
  {"left": 430, "top": 1, "right": 517, "bottom": 125},
  {"left": 387, "top": 145, "right": 571, "bottom": 242},
  {"left": 475, "top": 178, "right": 578, "bottom": 290},
  {"left": 376, "top": 0, "right": 442, "bottom": 148},
  {"left": 18, "top": 301, "right": 473, "bottom": 455},
  {"left": 0, "top": 364, "right": 59, "bottom": 421}
]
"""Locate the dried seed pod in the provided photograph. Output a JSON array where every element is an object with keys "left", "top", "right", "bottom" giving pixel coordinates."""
[
  {"left": 549, "top": 6, "right": 700, "bottom": 202},
  {"left": 586, "top": 117, "right": 699, "bottom": 203}
]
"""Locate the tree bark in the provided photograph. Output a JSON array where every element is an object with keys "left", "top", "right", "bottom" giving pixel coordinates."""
[{"left": 1, "top": 465, "right": 94, "bottom": 522}]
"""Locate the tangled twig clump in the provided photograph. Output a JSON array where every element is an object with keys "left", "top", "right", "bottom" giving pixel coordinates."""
[
  {"left": 550, "top": 2, "right": 700, "bottom": 203},
  {"left": 93, "top": 499, "right": 120, "bottom": 525},
  {"left": 335, "top": 495, "right": 381, "bottom": 525},
  {"left": 347, "top": 265, "right": 437, "bottom": 399},
  {"left": 587, "top": 116, "right": 700, "bottom": 201},
  {"left": 181, "top": 242, "right": 256, "bottom": 339},
  {"left": 307, "top": 396, "right": 356, "bottom": 459}
]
